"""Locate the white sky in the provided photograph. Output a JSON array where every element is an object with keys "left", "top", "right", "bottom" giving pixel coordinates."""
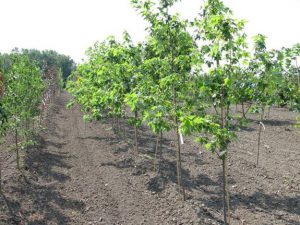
[{"left": 0, "top": 0, "right": 299, "bottom": 62}]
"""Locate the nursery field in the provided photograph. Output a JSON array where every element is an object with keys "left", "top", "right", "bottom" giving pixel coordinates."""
[
  {"left": 1, "top": 1, "right": 300, "bottom": 225},
  {"left": 0, "top": 91, "right": 299, "bottom": 225}
]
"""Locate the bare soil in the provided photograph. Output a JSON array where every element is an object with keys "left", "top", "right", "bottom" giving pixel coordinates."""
[{"left": 0, "top": 91, "right": 299, "bottom": 225}]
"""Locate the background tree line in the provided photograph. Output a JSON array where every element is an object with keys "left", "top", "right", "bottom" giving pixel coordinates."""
[{"left": 0, "top": 48, "right": 76, "bottom": 84}]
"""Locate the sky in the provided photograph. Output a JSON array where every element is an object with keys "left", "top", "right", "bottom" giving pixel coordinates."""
[{"left": 0, "top": 0, "right": 299, "bottom": 62}]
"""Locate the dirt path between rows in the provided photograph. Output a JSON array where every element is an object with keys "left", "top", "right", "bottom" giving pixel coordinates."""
[
  {"left": 1, "top": 91, "right": 299, "bottom": 225},
  {"left": 0, "top": 92, "right": 200, "bottom": 225}
]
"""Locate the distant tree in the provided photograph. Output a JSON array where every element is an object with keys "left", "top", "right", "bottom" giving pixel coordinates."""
[
  {"left": 0, "top": 53, "right": 13, "bottom": 74},
  {"left": 20, "top": 49, "right": 76, "bottom": 81}
]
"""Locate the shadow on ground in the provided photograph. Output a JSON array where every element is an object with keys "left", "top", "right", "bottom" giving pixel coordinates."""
[
  {"left": 97, "top": 117, "right": 300, "bottom": 225},
  {"left": 0, "top": 134, "right": 85, "bottom": 225}
]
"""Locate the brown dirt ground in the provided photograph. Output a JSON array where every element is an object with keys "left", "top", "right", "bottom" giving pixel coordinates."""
[{"left": 0, "top": 91, "right": 299, "bottom": 225}]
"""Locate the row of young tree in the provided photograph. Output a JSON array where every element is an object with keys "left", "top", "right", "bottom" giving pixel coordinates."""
[
  {"left": 0, "top": 48, "right": 76, "bottom": 84},
  {"left": 0, "top": 53, "right": 44, "bottom": 194},
  {"left": 0, "top": 49, "right": 71, "bottom": 193},
  {"left": 67, "top": 0, "right": 300, "bottom": 224}
]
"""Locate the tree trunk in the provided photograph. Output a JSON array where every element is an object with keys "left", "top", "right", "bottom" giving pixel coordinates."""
[
  {"left": 245, "top": 103, "right": 252, "bottom": 116},
  {"left": 175, "top": 125, "right": 185, "bottom": 200},
  {"left": 173, "top": 86, "right": 185, "bottom": 200},
  {"left": 225, "top": 104, "right": 230, "bottom": 128},
  {"left": 154, "top": 130, "right": 163, "bottom": 172},
  {"left": 15, "top": 128, "right": 20, "bottom": 170},
  {"left": 122, "top": 109, "right": 127, "bottom": 139},
  {"left": 242, "top": 102, "right": 246, "bottom": 119},
  {"left": 25, "top": 118, "right": 30, "bottom": 142},
  {"left": 134, "top": 111, "right": 138, "bottom": 153},
  {"left": 213, "top": 104, "right": 219, "bottom": 115},
  {"left": 220, "top": 86, "right": 230, "bottom": 224},
  {"left": 117, "top": 117, "right": 120, "bottom": 133},
  {"left": 39, "top": 111, "right": 42, "bottom": 125},
  {"left": 256, "top": 108, "right": 264, "bottom": 167},
  {"left": 154, "top": 133, "right": 160, "bottom": 172},
  {"left": 111, "top": 116, "right": 115, "bottom": 131},
  {"left": 257, "top": 123, "right": 262, "bottom": 167},
  {"left": 159, "top": 130, "right": 163, "bottom": 157},
  {"left": 222, "top": 158, "right": 229, "bottom": 225},
  {"left": 267, "top": 106, "right": 271, "bottom": 119}
]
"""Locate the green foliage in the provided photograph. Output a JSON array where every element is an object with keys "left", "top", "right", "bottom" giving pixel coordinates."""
[
  {"left": 3, "top": 54, "right": 45, "bottom": 122},
  {"left": 67, "top": 33, "right": 143, "bottom": 124},
  {"left": 67, "top": 0, "right": 300, "bottom": 216},
  {"left": 66, "top": 100, "right": 75, "bottom": 109},
  {"left": 67, "top": 0, "right": 300, "bottom": 159},
  {"left": 190, "top": 0, "right": 249, "bottom": 158},
  {"left": 0, "top": 49, "right": 76, "bottom": 83},
  {"left": 1, "top": 53, "right": 46, "bottom": 167}
]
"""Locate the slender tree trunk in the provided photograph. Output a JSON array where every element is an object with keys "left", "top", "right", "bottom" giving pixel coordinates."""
[
  {"left": 39, "top": 111, "right": 42, "bottom": 125},
  {"left": 25, "top": 118, "right": 30, "bottom": 142},
  {"left": 267, "top": 106, "right": 271, "bottom": 119},
  {"left": 257, "top": 122, "right": 262, "bottom": 167},
  {"left": 154, "top": 131, "right": 163, "bottom": 172},
  {"left": 84, "top": 122, "right": 87, "bottom": 138},
  {"left": 245, "top": 103, "right": 252, "bottom": 116},
  {"left": 242, "top": 102, "right": 246, "bottom": 119},
  {"left": 134, "top": 111, "right": 138, "bottom": 153},
  {"left": 168, "top": 20, "right": 185, "bottom": 200},
  {"left": 15, "top": 127, "right": 20, "bottom": 170},
  {"left": 173, "top": 87, "right": 185, "bottom": 200},
  {"left": 123, "top": 107, "right": 127, "bottom": 139},
  {"left": 213, "top": 104, "right": 219, "bottom": 115},
  {"left": 117, "top": 117, "right": 120, "bottom": 133},
  {"left": 159, "top": 130, "right": 163, "bottom": 157},
  {"left": 113, "top": 116, "right": 117, "bottom": 132},
  {"left": 154, "top": 133, "right": 160, "bottom": 171},
  {"left": 175, "top": 124, "right": 185, "bottom": 200},
  {"left": 220, "top": 88, "right": 230, "bottom": 225},
  {"left": 256, "top": 107, "right": 264, "bottom": 167},
  {"left": 222, "top": 158, "right": 228, "bottom": 225},
  {"left": 225, "top": 104, "right": 230, "bottom": 128},
  {"left": 111, "top": 116, "right": 115, "bottom": 131},
  {"left": 32, "top": 118, "right": 35, "bottom": 131}
]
